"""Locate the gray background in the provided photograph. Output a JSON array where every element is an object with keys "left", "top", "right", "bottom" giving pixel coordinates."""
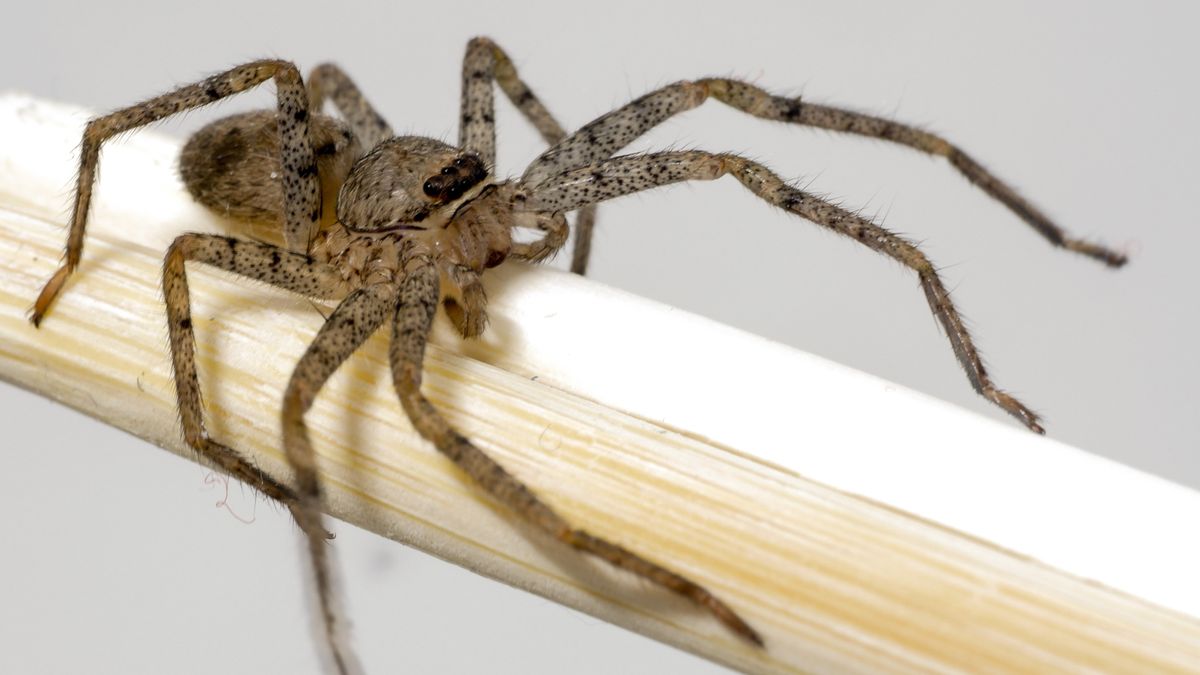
[{"left": 2, "top": 1, "right": 1196, "bottom": 673}]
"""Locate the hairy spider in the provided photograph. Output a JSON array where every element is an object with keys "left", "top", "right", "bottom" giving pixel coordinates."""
[{"left": 30, "top": 37, "right": 1125, "bottom": 673}]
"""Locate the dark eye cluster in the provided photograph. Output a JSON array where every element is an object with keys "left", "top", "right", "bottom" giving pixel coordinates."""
[{"left": 422, "top": 154, "right": 487, "bottom": 202}]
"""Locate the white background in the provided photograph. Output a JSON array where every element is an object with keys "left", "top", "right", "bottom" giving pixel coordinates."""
[{"left": 2, "top": 1, "right": 1197, "bottom": 673}]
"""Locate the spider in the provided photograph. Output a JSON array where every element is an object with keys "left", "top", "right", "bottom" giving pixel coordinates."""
[{"left": 29, "top": 37, "right": 1125, "bottom": 673}]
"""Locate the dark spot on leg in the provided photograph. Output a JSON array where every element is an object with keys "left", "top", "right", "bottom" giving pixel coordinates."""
[
  {"left": 180, "top": 317, "right": 192, "bottom": 330},
  {"left": 293, "top": 109, "right": 308, "bottom": 123}
]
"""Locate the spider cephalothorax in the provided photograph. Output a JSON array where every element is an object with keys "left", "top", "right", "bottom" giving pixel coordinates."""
[
  {"left": 338, "top": 137, "right": 490, "bottom": 229},
  {"left": 30, "top": 36, "right": 1125, "bottom": 674}
]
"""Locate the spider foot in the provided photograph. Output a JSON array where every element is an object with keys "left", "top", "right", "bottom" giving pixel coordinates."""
[
  {"left": 986, "top": 388, "right": 1044, "bottom": 434},
  {"left": 29, "top": 263, "right": 73, "bottom": 327},
  {"left": 560, "top": 528, "right": 764, "bottom": 647},
  {"left": 287, "top": 500, "right": 336, "bottom": 541},
  {"left": 703, "top": 594, "right": 765, "bottom": 647},
  {"left": 1065, "top": 238, "right": 1129, "bottom": 268},
  {"left": 443, "top": 298, "right": 488, "bottom": 339}
]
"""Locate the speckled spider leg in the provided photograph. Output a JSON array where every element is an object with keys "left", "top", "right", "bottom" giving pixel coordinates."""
[
  {"left": 307, "top": 63, "right": 393, "bottom": 149},
  {"left": 162, "top": 233, "right": 349, "bottom": 518},
  {"left": 524, "top": 79, "right": 1126, "bottom": 268},
  {"left": 31, "top": 60, "right": 321, "bottom": 325},
  {"left": 282, "top": 282, "right": 397, "bottom": 675},
  {"left": 390, "top": 258, "right": 763, "bottom": 646},
  {"left": 525, "top": 150, "right": 1044, "bottom": 432},
  {"left": 460, "top": 37, "right": 598, "bottom": 273}
]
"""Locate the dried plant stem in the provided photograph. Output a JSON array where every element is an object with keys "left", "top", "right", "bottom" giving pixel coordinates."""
[{"left": 1, "top": 93, "right": 1198, "bottom": 674}]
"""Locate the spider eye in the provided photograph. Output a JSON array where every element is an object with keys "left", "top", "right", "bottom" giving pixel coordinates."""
[
  {"left": 453, "top": 156, "right": 470, "bottom": 167},
  {"left": 440, "top": 166, "right": 456, "bottom": 175},
  {"left": 423, "top": 178, "right": 441, "bottom": 197}
]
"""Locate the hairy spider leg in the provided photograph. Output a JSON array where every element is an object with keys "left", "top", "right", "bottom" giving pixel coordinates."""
[
  {"left": 460, "top": 36, "right": 599, "bottom": 273},
  {"left": 524, "top": 150, "right": 1044, "bottom": 432},
  {"left": 281, "top": 282, "right": 398, "bottom": 675},
  {"left": 308, "top": 63, "right": 394, "bottom": 149},
  {"left": 32, "top": 60, "right": 322, "bottom": 325},
  {"left": 389, "top": 258, "right": 764, "bottom": 646},
  {"left": 523, "top": 79, "right": 1126, "bottom": 269},
  {"left": 163, "top": 233, "right": 349, "bottom": 524}
]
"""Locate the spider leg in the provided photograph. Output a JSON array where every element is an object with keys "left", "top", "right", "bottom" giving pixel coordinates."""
[
  {"left": 507, "top": 211, "right": 569, "bottom": 263},
  {"left": 390, "top": 257, "right": 763, "bottom": 646},
  {"left": 281, "top": 282, "right": 395, "bottom": 675},
  {"left": 441, "top": 263, "right": 488, "bottom": 338},
  {"left": 163, "top": 233, "right": 350, "bottom": 514},
  {"left": 523, "top": 78, "right": 1126, "bottom": 268},
  {"left": 307, "top": 63, "right": 393, "bottom": 149},
  {"left": 32, "top": 60, "right": 321, "bottom": 326},
  {"left": 440, "top": 210, "right": 566, "bottom": 340},
  {"left": 524, "top": 150, "right": 1044, "bottom": 432},
  {"left": 460, "top": 37, "right": 598, "bottom": 273}
]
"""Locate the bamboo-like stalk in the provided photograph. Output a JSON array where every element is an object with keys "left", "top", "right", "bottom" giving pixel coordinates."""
[{"left": 1, "top": 93, "right": 1198, "bottom": 674}]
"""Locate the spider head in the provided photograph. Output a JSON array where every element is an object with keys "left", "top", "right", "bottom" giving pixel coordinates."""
[{"left": 336, "top": 136, "right": 490, "bottom": 233}]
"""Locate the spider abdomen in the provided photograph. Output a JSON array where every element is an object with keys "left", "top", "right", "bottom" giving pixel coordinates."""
[{"left": 180, "top": 110, "right": 361, "bottom": 233}]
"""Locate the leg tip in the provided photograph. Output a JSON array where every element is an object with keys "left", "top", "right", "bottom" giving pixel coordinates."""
[
  {"left": 987, "top": 389, "right": 1044, "bottom": 434},
  {"left": 704, "top": 594, "right": 765, "bottom": 648},
  {"left": 1066, "top": 239, "right": 1129, "bottom": 268},
  {"left": 736, "top": 621, "right": 766, "bottom": 649},
  {"left": 31, "top": 264, "right": 74, "bottom": 327}
]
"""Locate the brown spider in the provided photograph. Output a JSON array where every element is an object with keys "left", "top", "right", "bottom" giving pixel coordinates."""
[{"left": 29, "top": 37, "right": 1125, "bottom": 673}]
